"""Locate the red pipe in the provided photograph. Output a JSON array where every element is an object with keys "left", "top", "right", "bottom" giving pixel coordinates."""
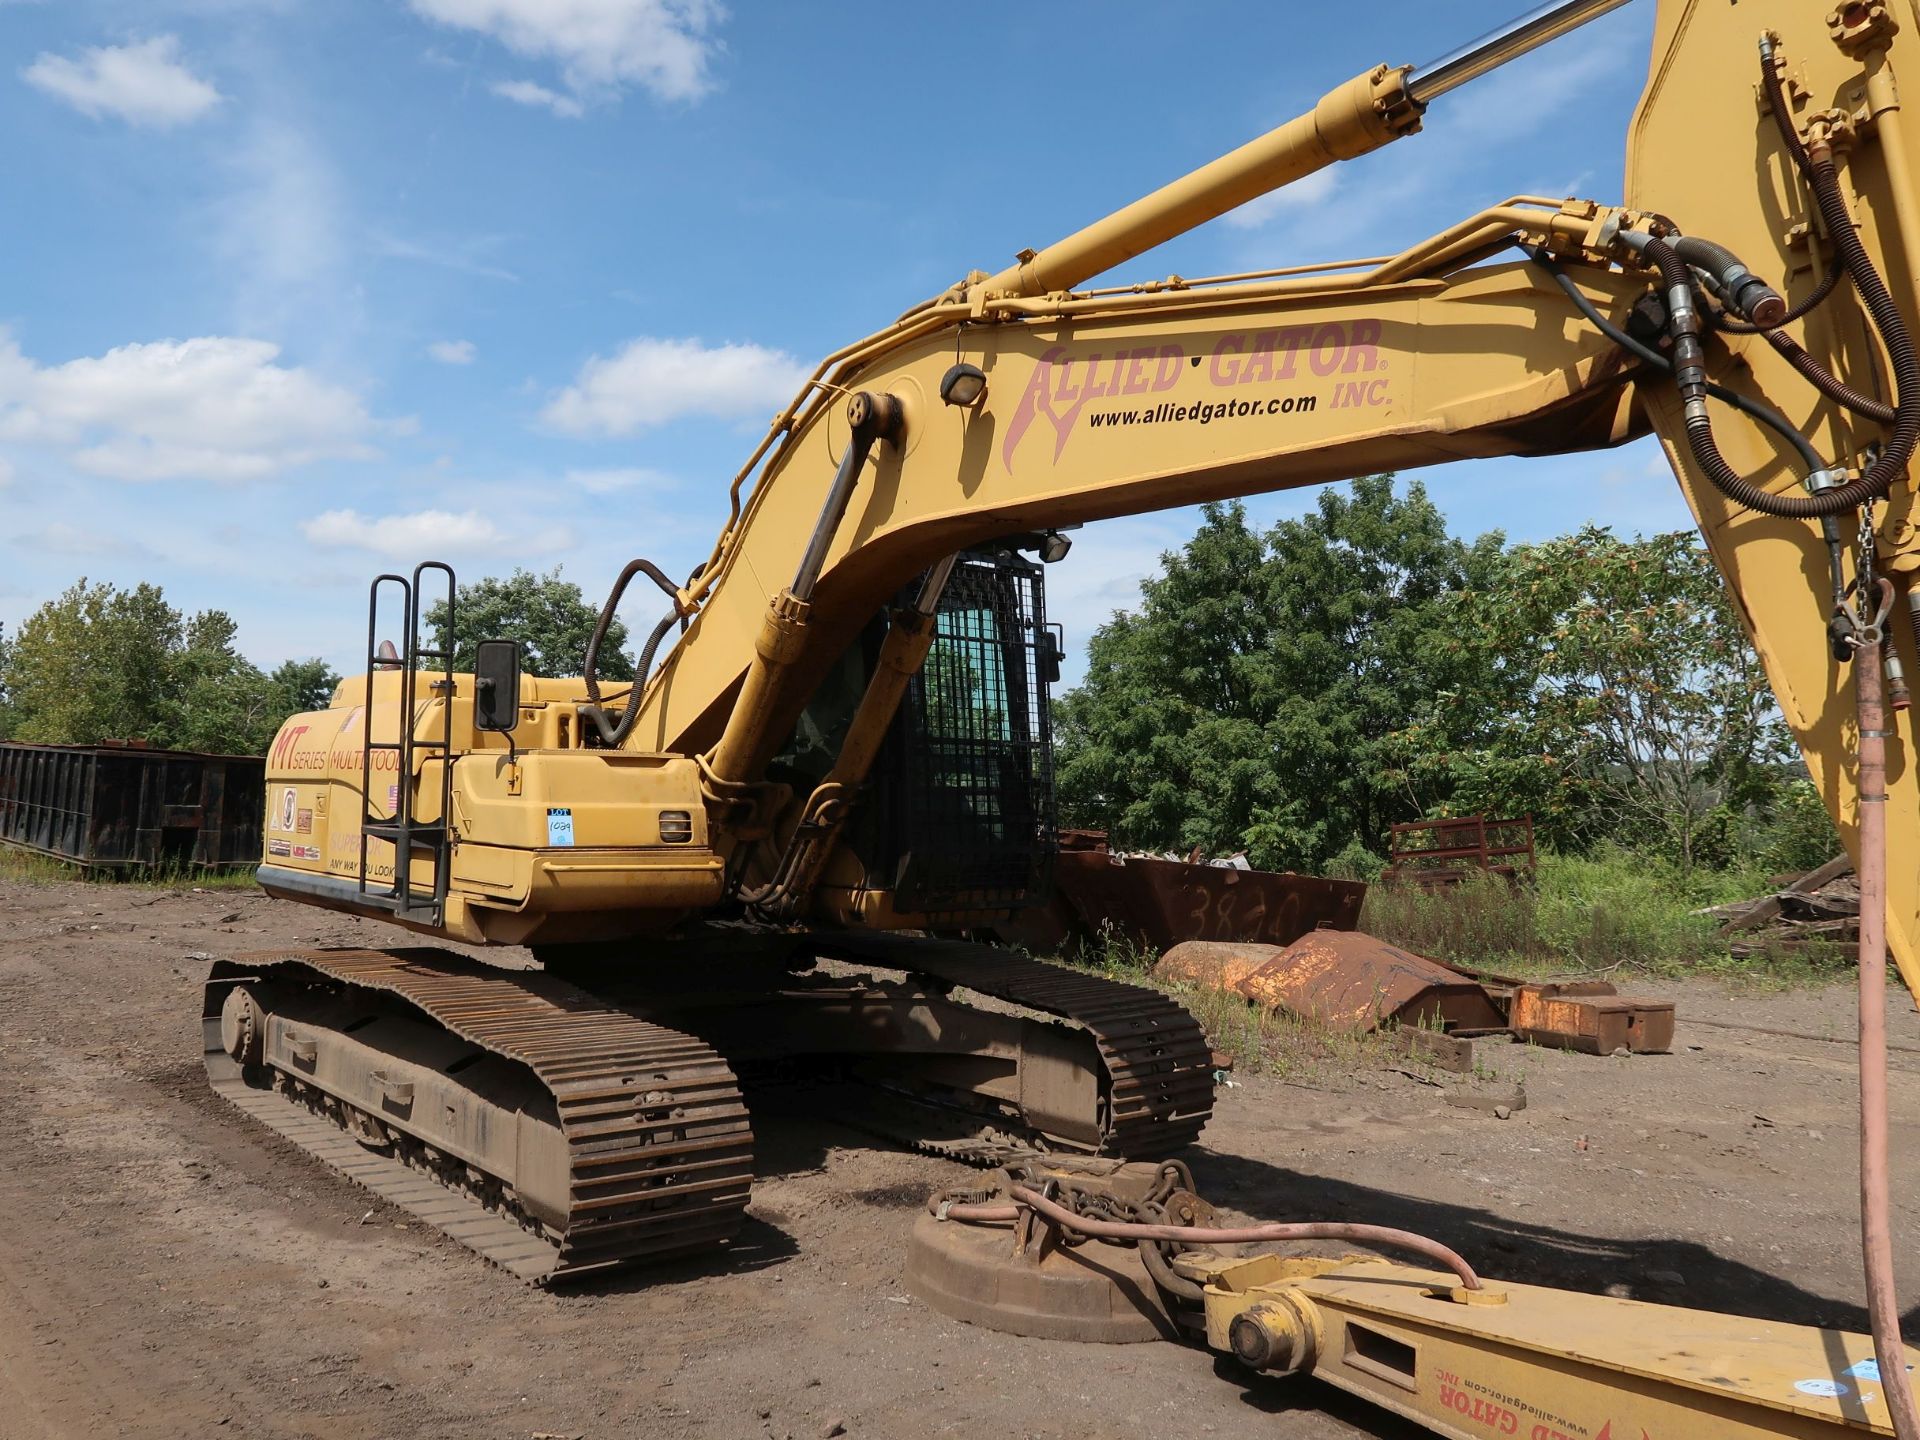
[
  {"left": 932, "top": 1185, "right": 1481, "bottom": 1292},
  {"left": 1854, "top": 600, "right": 1920, "bottom": 1439}
]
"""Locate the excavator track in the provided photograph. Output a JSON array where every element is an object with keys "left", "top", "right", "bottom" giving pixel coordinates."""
[
  {"left": 818, "top": 934, "right": 1216, "bottom": 1160},
  {"left": 203, "top": 949, "right": 753, "bottom": 1284}
]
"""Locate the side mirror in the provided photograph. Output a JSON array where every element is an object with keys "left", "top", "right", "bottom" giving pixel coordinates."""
[
  {"left": 1040, "top": 623, "right": 1066, "bottom": 686},
  {"left": 473, "top": 639, "right": 522, "bottom": 733}
]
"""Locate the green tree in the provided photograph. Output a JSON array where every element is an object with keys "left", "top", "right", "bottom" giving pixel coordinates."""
[
  {"left": 268, "top": 657, "right": 341, "bottom": 715},
  {"left": 161, "top": 609, "right": 272, "bottom": 753},
  {"left": 1054, "top": 478, "right": 1516, "bottom": 870},
  {"left": 0, "top": 622, "right": 15, "bottom": 738},
  {"left": 0, "top": 580, "right": 325, "bottom": 754},
  {"left": 5, "top": 579, "right": 182, "bottom": 745},
  {"left": 423, "top": 567, "right": 633, "bottom": 679},
  {"left": 1403, "top": 527, "right": 1795, "bottom": 869}
]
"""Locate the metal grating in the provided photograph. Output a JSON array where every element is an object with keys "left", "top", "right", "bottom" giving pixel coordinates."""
[{"left": 872, "top": 551, "right": 1056, "bottom": 921}]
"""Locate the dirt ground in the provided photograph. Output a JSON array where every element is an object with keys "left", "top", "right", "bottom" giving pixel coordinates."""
[{"left": 2, "top": 875, "right": 1917, "bottom": 1440}]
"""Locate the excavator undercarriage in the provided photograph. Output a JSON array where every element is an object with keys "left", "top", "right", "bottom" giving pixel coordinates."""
[{"left": 203, "top": 936, "right": 1216, "bottom": 1282}]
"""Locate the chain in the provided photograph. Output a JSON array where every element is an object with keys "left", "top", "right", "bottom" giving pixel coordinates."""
[
  {"left": 1839, "top": 500, "right": 1891, "bottom": 649},
  {"left": 1860, "top": 498, "right": 1879, "bottom": 609}
]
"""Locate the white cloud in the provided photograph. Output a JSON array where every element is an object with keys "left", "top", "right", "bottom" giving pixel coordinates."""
[
  {"left": 566, "top": 465, "right": 676, "bottom": 494},
  {"left": 23, "top": 36, "right": 221, "bottom": 128},
  {"left": 428, "top": 338, "right": 477, "bottom": 365},
  {"left": 409, "top": 0, "right": 723, "bottom": 106},
  {"left": 0, "top": 331, "right": 377, "bottom": 482},
  {"left": 1223, "top": 166, "right": 1340, "bottom": 231},
  {"left": 304, "top": 508, "right": 505, "bottom": 556},
  {"left": 219, "top": 120, "right": 355, "bottom": 345},
  {"left": 543, "top": 336, "right": 806, "bottom": 436},
  {"left": 0, "top": 457, "right": 12, "bottom": 488},
  {"left": 491, "top": 78, "right": 584, "bottom": 118},
  {"left": 302, "top": 507, "right": 572, "bottom": 558}
]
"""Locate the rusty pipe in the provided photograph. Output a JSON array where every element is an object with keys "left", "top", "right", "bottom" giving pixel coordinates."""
[
  {"left": 1855, "top": 587, "right": 1920, "bottom": 1440},
  {"left": 932, "top": 1186, "right": 1481, "bottom": 1292}
]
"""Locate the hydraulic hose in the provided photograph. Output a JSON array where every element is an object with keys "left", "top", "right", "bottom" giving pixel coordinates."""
[
  {"left": 1799, "top": 138, "right": 1920, "bottom": 487},
  {"left": 582, "top": 558, "right": 683, "bottom": 747},
  {"left": 932, "top": 1185, "right": 1483, "bottom": 1293},
  {"left": 1759, "top": 52, "right": 1920, "bottom": 505},
  {"left": 1525, "top": 246, "right": 1826, "bottom": 471},
  {"left": 1671, "top": 234, "right": 1787, "bottom": 328},
  {"left": 1719, "top": 256, "right": 1845, "bottom": 333},
  {"left": 1765, "top": 330, "right": 1899, "bottom": 425},
  {"left": 1852, "top": 585, "right": 1920, "bottom": 1440},
  {"left": 1636, "top": 233, "right": 1887, "bottom": 517}
]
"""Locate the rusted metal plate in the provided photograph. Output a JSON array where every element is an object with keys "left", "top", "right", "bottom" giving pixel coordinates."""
[
  {"left": 1510, "top": 982, "right": 1675, "bottom": 1055},
  {"left": 1234, "top": 930, "right": 1507, "bottom": 1033}
]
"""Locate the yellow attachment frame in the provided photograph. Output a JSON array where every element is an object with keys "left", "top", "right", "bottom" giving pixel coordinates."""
[{"left": 1195, "top": 1252, "right": 1912, "bottom": 1438}]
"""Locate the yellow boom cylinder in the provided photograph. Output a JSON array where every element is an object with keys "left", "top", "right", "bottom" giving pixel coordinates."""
[{"left": 974, "top": 66, "right": 1420, "bottom": 301}]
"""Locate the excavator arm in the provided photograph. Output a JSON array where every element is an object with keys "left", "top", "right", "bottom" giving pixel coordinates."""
[{"left": 620, "top": 0, "right": 1920, "bottom": 996}]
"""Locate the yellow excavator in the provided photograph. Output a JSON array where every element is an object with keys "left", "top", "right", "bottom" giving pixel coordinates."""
[{"left": 207, "top": 0, "right": 1920, "bottom": 1433}]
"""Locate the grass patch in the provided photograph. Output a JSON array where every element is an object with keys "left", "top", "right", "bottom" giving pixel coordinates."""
[
  {"left": 0, "top": 848, "right": 80, "bottom": 885},
  {"left": 0, "top": 844, "right": 259, "bottom": 891},
  {"left": 1361, "top": 847, "right": 1853, "bottom": 988}
]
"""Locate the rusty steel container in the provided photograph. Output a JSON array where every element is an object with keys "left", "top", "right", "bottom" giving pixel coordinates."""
[
  {"left": 0, "top": 740, "right": 265, "bottom": 872},
  {"left": 1000, "top": 830, "right": 1366, "bottom": 955}
]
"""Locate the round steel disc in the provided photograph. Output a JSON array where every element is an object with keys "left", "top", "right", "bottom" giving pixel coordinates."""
[{"left": 903, "top": 1212, "right": 1177, "bottom": 1344}]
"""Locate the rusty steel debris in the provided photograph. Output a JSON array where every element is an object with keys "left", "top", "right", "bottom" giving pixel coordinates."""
[
  {"left": 1157, "top": 931, "right": 1677, "bottom": 1058},
  {"left": 1159, "top": 930, "right": 1507, "bottom": 1033},
  {"left": 1384, "top": 813, "right": 1536, "bottom": 890},
  {"left": 1701, "top": 853, "right": 1861, "bottom": 958},
  {"left": 997, "top": 830, "right": 1365, "bottom": 955},
  {"left": 1508, "top": 982, "right": 1675, "bottom": 1055}
]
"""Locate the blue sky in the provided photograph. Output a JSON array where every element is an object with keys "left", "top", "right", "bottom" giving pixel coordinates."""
[{"left": 0, "top": 0, "right": 1683, "bottom": 686}]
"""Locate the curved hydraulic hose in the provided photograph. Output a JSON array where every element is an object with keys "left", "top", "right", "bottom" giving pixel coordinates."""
[
  {"left": 1524, "top": 246, "right": 1826, "bottom": 471},
  {"left": 931, "top": 1185, "right": 1482, "bottom": 1293},
  {"left": 1634, "top": 234, "right": 1884, "bottom": 517},
  {"left": 1764, "top": 56, "right": 1920, "bottom": 504},
  {"left": 1528, "top": 253, "right": 1853, "bottom": 600},
  {"left": 1765, "top": 330, "right": 1899, "bottom": 425},
  {"left": 581, "top": 558, "right": 683, "bottom": 747}
]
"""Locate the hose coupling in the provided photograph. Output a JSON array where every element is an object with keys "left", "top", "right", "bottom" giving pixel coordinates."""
[
  {"left": 1884, "top": 644, "right": 1910, "bottom": 712},
  {"left": 1806, "top": 467, "right": 1845, "bottom": 494}
]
